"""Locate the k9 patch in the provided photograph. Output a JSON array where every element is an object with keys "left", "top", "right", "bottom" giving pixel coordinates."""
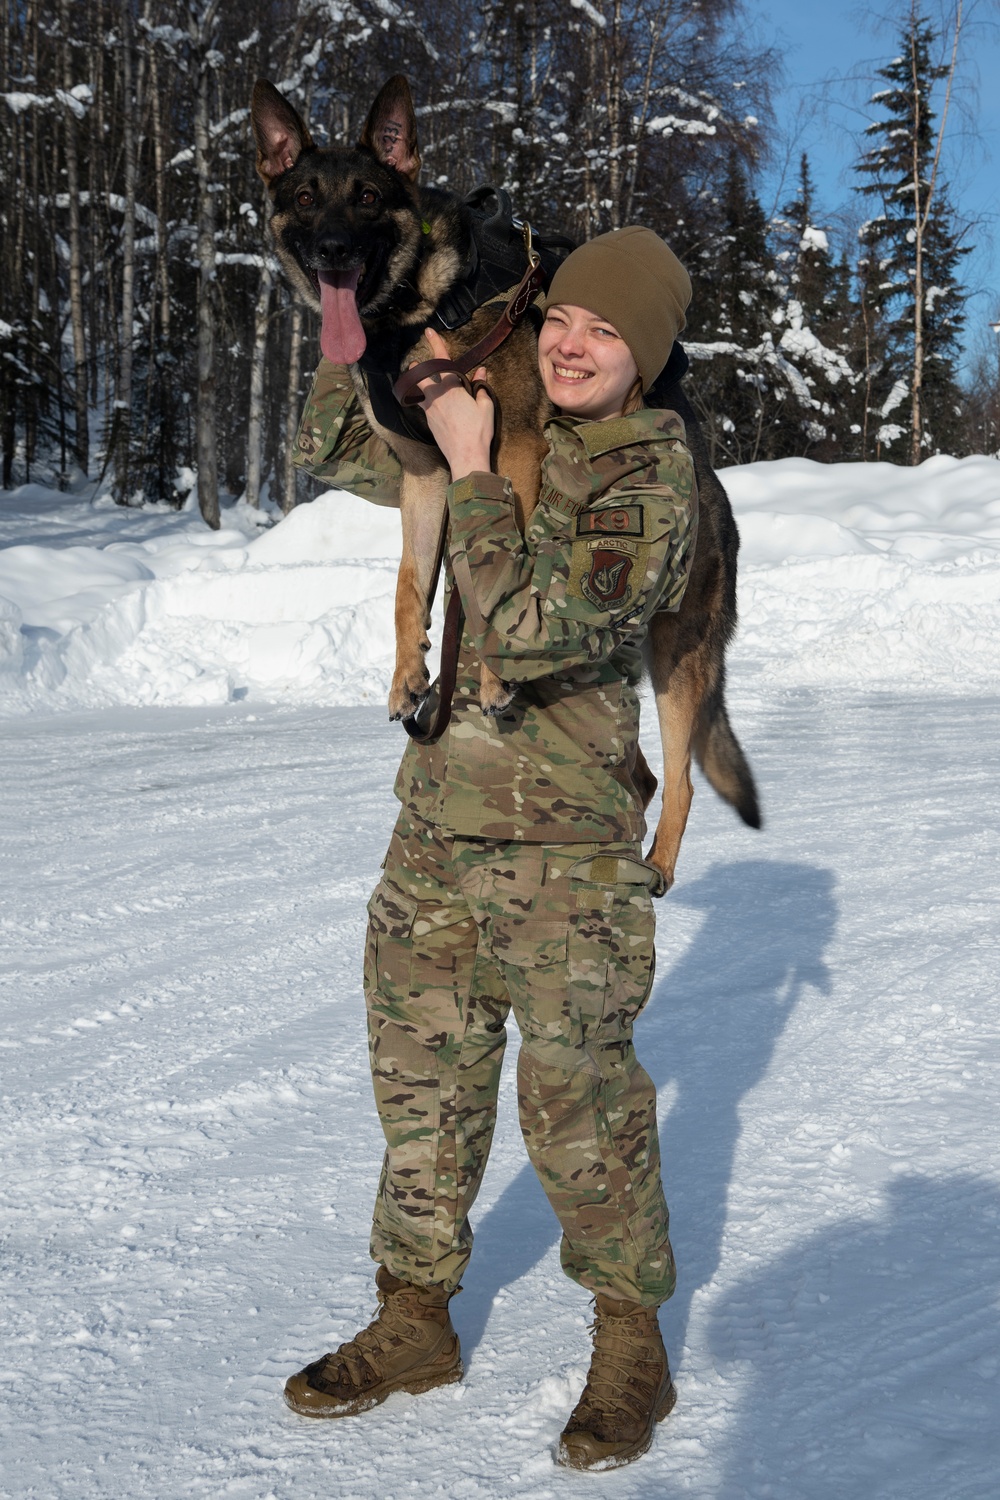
[{"left": 576, "top": 504, "right": 644, "bottom": 538}]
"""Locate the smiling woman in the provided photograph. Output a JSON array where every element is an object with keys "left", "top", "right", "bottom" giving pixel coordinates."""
[
  {"left": 538, "top": 305, "right": 641, "bottom": 421},
  {"left": 416, "top": 227, "right": 694, "bottom": 470},
  {"left": 282, "top": 224, "right": 708, "bottom": 1473},
  {"left": 541, "top": 226, "right": 692, "bottom": 416}
]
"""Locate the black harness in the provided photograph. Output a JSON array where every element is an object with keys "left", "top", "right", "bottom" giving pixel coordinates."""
[
  {"left": 430, "top": 186, "right": 572, "bottom": 332},
  {"left": 359, "top": 186, "right": 570, "bottom": 446},
  {"left": 358, "top": 185, "right": 689, "bottom": 445}
]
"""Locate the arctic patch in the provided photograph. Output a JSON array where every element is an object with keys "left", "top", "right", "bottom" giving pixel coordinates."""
[
  {"left": 580, "top": 546, "right": 635, "bottom": 608},
  {"left": 576, "top": 505, "right": 644, "bottom": 539}
]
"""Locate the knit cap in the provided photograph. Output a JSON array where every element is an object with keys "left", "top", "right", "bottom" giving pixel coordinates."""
[{"left": 545, "top": 227, "right": 691, "bottom": 391}]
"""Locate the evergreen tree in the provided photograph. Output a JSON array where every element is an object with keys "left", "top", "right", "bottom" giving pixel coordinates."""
[
  {"left": 854, "top": 8, "right": 969, "bottom": 460},
  {"left": 771, "top": 152, "right": 857, "bottom": 460},
  {"left": 685, "top": 152, "right": 786, "bottom": 466},
  {"left": 686, "top": 150, "right": 862, "bottom": 467}
]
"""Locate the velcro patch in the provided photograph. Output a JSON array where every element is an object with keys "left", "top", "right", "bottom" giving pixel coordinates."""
[{"left": 576, "top": 505, "right": 644, "bottom": 539}]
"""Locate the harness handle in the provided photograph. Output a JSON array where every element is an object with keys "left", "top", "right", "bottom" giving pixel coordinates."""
[{"left": 392, "top": 243, "right": 545, "bottom": 409}]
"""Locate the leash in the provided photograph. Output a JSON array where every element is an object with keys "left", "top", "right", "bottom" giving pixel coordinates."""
[
  {"left": 401, "top": 377, "right": 503, "bottom": 745},
  {"left": 391, "top": 224, "right": 545, "bottom": 409},
  {"left": 394, "top": 220, "right": 545, "bottom": 745}
]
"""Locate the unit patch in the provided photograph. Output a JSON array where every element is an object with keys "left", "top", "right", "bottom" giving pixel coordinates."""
[
  {"left": 567, "top": 533, "right": 648, "bottom": 612},
  {"left": 576, "top": 505, "right": 644, "bottom": 539},
  {"left": 581, "top": 544, "right": 635, "bottom": 607}
]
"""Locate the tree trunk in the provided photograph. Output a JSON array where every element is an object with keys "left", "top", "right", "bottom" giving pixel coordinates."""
[
  {"left": 59, "top": 0, "right": 89, "bottom": 476},
  {"left": 245, "top": 259, "right": 274, "bottom": 509},
  {"left": 113, "top": 1, "right": 138, "bottom": 504},
  {"left": 624, "top": 0, "right": 667, "bottom": 223},
  {"left": 193, "top": 38, "right": 219, "bottom": 529},
  {"left": 606, "top": 0, "right": 622, "bottom": 228},
  {"left": 149, "top": 50, "right": 170, "bottom": 348},
  {"left": 909, "top": 0, "right": 963, "bottom": 466},
  {"left": 281, "top": 300, "right": 303, "bottom": 515}
]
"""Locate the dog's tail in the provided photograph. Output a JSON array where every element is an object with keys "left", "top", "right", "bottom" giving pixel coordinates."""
[{"left": 694, "top": 685, "right": 762, "bottom": 829}]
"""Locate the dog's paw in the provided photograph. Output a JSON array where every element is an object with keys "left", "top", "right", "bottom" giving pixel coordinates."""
[
  {"left": 479, "top": 682, "right": 516, "bottom": 718},
  {"left": 388, "top": 666, "right": 430, "bottom": 723},
  {"left": 641, "top": 843, "right": 676, "bottom": 895}
]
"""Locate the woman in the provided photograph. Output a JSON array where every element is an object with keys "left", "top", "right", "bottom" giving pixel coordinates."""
[{"left": 284, "top": 226, "right": 697, "bottom": 1471}]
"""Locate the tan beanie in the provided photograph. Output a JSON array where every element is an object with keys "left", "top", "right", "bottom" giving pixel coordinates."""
[{"left": 545, "top": 226, "right": 691, "bottom": 391}]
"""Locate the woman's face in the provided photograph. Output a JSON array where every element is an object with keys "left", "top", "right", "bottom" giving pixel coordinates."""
[{"left": 537, "top": 304, "right": 640, "bottom": 420}]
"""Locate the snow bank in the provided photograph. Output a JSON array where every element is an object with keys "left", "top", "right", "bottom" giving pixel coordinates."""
[
  {"left": 0, "top": 453, "right": 998, "bottom": 716},
  {"left": 728, "top": 455, "right": 1000, "bottom": 690},
  {"left": 0, "top": 490, "right": 403, "bottom": 714}
]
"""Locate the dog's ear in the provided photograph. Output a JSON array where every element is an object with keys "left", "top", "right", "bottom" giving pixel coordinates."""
[
  {"left": 358, "top": 75, "right": 421, "bottom": 183},
  {"left": 251, "top": 81, "right": 314, "bottom": 185}
]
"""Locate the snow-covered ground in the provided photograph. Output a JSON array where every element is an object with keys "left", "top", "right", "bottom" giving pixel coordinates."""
[
  {"left": 2, "top": 454, "right": 1000, "bottom": 716},
  {"left": 1, "top": 457, "right": 999, "bottom": 1499}
]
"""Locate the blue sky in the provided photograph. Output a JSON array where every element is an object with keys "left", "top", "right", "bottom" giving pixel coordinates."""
[{"left": 746, "top": 0, "right": 1000, "bottom": 362}]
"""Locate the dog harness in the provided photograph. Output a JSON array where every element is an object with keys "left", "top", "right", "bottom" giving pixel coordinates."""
[{"left": 359, "top": 186, "right": 568, "bottom": 447}]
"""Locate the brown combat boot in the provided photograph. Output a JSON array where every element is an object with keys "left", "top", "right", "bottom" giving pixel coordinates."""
[
  {"left": 557, "top": 1294, "right": 676, "bottom": 1469},
  {"left": 283, "top": 1266, "right": 463, "bottom": 1418}
]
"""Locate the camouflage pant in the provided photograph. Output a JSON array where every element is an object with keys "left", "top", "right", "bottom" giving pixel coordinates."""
[{"left": 364, "top": 807, "right": 675, "bottom": 1307}]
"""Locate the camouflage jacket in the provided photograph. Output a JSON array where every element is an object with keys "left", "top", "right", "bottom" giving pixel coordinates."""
[{"left": 294, "top": 360, "right": 698, "bottom": 842}]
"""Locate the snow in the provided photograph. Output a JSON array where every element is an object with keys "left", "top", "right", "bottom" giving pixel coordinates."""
[
  {"left": 881, "top": 377, "right": 909, "bottom": 417},
  {"left": 1, "top": 455, "right": 1000, "bottom": 1498},
  {"left": 778, "top": 300, "right": 853, "bottom": 386},
  {"left": 1, "top": 90, "right": 51, "bottom": 114},
  {"left": 646, "top": 115, "right": 718, "bottom": 137},
  {"left": 799, "top": 225, "right": 829, "bottom": 252},
  {"left": 726, "top": 455, "right": 1000, "bottom": 688},
  {"left": 2, "top": 455, "right": 998, "bottom": 718}
]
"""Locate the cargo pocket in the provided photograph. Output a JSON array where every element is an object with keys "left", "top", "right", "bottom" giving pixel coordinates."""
[
  {"left": 367, "top": 888, "right": 479, "bottom": 1263},
  {"left": 567, "top": 853, "right": 666, "bottom": 898},
  {"left": 489, "top": 916, "right": 573, "bottom": 1046},
  {"left": 364, "top": 879, "right": 418, "bottom": 1006},
  {"left": 566, "top": 856, "right": 657, "bottom": 1041}
]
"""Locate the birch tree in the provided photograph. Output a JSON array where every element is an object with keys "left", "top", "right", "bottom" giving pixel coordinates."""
[
  {"left": 58, "top": 0, "right": 89, "bottom": 475},
  {"left": 190, "top": 0, "right": 222, "bottom": 527},
  {"left": 112, "top": 1, "right": 140, "bottom": 503}
]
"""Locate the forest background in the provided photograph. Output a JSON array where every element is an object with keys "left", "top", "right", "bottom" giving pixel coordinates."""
[{"left": 1, "top": 0, "right": 997, "bottom": 526}]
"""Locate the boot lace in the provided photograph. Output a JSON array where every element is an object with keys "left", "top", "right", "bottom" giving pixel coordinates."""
[
  {"left": 570, "top": 1309, "right": 664, "bottom": 1439},
  {"left": 308, "top": 1287, "right": 433, "bottom": 1395}
]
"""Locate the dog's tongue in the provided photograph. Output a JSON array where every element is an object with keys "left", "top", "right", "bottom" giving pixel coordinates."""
[{"left": 317, "top": 268, "right": 366, "bottom": 364}]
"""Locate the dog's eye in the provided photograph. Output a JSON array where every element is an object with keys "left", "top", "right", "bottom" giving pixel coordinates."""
[
  {"left": 359, "top": 188, "right": 380, "bottom": 208},
  {"left": 296, "top": 189, "right": 315, "bottom": 208}
]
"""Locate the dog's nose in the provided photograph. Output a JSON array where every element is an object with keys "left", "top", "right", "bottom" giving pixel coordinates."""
[{"left": 314, "top": 229, "right": 353, "bottom": 266}]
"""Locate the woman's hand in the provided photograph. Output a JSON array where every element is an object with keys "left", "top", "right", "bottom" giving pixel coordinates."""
[{"left": 411, "top": 328, "right": 494, "bottom": 482}]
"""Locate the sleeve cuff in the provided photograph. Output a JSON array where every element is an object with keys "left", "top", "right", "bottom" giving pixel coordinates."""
[{"left": 449, "top": 471, "right": 514, "bottom": 505}]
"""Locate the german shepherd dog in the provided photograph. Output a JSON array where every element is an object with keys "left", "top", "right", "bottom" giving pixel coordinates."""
[{"left": 250, "top": 76, "right": 760, "bottom": 889}]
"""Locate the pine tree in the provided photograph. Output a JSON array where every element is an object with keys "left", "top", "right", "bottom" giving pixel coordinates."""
[
  {"left": 771, "top": 152, "right": 857, "bottom": 460},
  {"left": 854, "top": 7, "right": 969, "bottom": 460},
  {"left": 685, "top": 152, "right": 783, "bottom": 466},
  {"left": 686, "top": 150, "right": 860, "bottom": 467}
]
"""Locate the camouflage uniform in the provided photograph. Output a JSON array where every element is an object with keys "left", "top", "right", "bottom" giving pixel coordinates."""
[{"left": 296, "top": 361, "right": 698, "bottom": 1306}]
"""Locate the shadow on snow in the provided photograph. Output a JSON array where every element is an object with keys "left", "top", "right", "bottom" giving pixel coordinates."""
[
  {"left": 704, "top": 1171, "right": 1000, "bottom": 1500},
  {"left": 456, "top": 857, "right": 837, "bottom": 1362}
]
